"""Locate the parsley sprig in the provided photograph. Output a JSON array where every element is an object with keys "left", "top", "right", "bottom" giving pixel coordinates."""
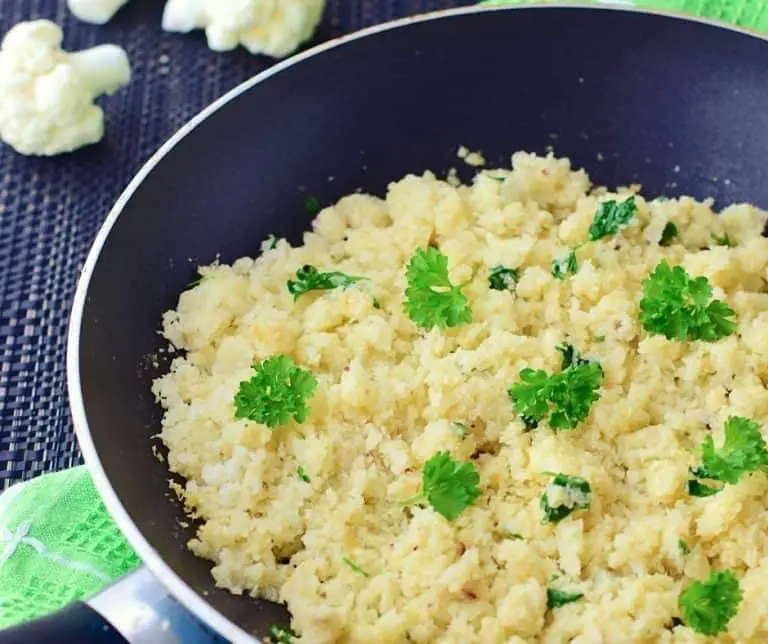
[
  {"left": 287, "top": 265, "right": 365, "bottom": 301},
  {"left": 234, "top": 356, "right": 317, "bottom": 428},
  {"left": 552, "top": 196, "right": 637, "bottom": 280},
  {"left": 508, "top": 347, "right": 602, "bottom": 431},
  {"left": 687, "top": 416, "right": 768, "bottom": 496},
  {"left": 488, "top": 265, "right": 519, "bottom": 291},
  {"left": 402, "top": 452, "right": 481, "bottom": 521},
  {"left": 679, "top": 571, "right": 742, "bottom": 636},
  {"left": 540, "top": 473, "right": 592, "bottom": 523},
  {"left": 404, "top": 247, "right": 474, "bottom": 329},
  {"left": 639, "top": 260, "right": 736, "bottom": 342}
]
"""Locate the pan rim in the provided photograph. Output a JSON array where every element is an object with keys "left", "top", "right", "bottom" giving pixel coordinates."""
[{"left": 65, "top": 3, "right": 767, "bottom": 642}]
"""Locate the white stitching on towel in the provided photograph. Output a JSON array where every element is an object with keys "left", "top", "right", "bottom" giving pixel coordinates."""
[{"left": 0, "top": 520, "right": 111, "bottom": 583}]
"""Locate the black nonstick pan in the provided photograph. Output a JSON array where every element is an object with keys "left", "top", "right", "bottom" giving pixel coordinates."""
[{"left": 3, "top": 4, "right": 767, "bottom": 643}]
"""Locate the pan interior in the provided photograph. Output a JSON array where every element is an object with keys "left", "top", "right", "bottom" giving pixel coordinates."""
[{"left": 76, "top": 6, "right": 768, "bottom": 637}]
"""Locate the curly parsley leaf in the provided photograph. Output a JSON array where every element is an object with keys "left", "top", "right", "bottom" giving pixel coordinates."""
[
  {"left": 234, "top": 356, "right": 317, "bottom": 428},
  {"left": 588, "top": 196, "right": 637, "bottom": 241},
  {"left": 541, "top": 473, "right": 592, "bottom": 523},
  {"left": 269, "top": 624, "right": 296, "bottom": 643},
  {"left": 287, "top": 265, "right": 365, "bottom": 301},
  {"left": 548, "top": 364, "right": 603, "bottom": 430},
  {"left": 679, "top": 570, "right": 742, "bottom": 636},
  {"left": 404, "top": 247, "right": 473, "bottom": 329},
  {"left": 402, "top": 452, "right": 481, "bottom": 521},
  {"left": 660, "top": 222, "right": 679, "bottom": 246},
  {"left": 692, "top": 416, "right": 768, "bottom": 486},
  {"left": 552, "top": 249, "right": 578, "bottom": 280},
  {"left": 509, "top": 353, "right": 602, "bottom": 431},
  {"left": 547, "top": 588, "right": 584, "bottom": 609},
  {"left": 489, "top": 265, "right": 519, "bottom": 291},
  {"left": 639, "top": 260, "right": 737, "bottom": 342}
]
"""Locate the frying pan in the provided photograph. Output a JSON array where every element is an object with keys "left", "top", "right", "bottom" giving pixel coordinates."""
[{"left": 2, "top": 4, "right": 767, "bottom": 643}]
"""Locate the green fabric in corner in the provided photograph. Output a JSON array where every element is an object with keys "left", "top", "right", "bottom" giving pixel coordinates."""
[
  {"left": 0, "top": 467, "right": 140, "bottom": 629},
  {"left": 480, "top": 0, "right": 768, "bottom": 32}
]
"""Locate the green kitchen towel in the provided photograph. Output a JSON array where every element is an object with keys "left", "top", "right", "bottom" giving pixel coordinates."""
[
  {"left": 0, "top": 467, "right": 140, "bottom": 629},
  {"left": 482, "top": 0, "right": 768, "bottom": 32},
  {"left": 0, "top": 1, "right": 766, "bottom": 632}
]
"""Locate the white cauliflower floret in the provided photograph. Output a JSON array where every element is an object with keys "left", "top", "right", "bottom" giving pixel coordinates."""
[
  {"left": 0, "top": 20, "right": 131, "bottom": 156},
  {"left": 162, "top": 0, "right": 325, "bottom": 58},
  {"left": 68, "top": 0, "right": 130, "bottom": 24}
]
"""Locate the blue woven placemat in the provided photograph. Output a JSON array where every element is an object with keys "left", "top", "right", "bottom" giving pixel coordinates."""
[{"left": 0, "top": 0, "right": 475, "bottom": 489}]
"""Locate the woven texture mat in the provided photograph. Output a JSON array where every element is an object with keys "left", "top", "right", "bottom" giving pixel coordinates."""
[{"left": 0, "top": 0, "right": 475, "bottom": 489}]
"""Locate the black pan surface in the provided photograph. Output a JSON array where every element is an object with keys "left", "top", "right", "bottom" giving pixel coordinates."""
[{"left": 71, "top": 5, "right": 768, "bottom": 640}]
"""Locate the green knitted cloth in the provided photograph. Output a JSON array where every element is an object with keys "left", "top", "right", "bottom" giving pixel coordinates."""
[
  {"left": 0, "top": 0, "right": 766, "bottom": 631},
  {"left": 0, "top": 468, "right": 140, "bottom": 628},
  {"left": 482, "top": 0, "right": 768, "bottom": 32}
]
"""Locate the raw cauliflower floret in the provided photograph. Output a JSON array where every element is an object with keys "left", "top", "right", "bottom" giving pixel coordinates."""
[
  {"left": 162, "top": 0, "right": 325, "bottom": 58},
  {"left": 68, "top": 0, "right": 130, "bottom": 24},
  {"left": 0, "top": 20, "right": 131, "bottom": 156}
]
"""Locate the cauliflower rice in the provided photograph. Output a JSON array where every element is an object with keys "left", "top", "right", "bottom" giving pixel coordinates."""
[{"left": 153, "top": 152, "right": 768, "bottom": 643}]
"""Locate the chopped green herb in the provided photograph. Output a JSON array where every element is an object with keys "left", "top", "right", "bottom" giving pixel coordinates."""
[
  {"left": 488, "top": 265, "right": 519, "bottom": 291},
  {"left": 660, "top": 222, "right": 679, "bottom": 246},
  {"left": 297, "top": 466, "right": 311, "bottom": 483},
  {"left": 713, "top": 233, "right": 732, "bottom": 248},
  {"left": 540, "top": 473, "right": 592, "bottom": 523},
  {"left": 262, "top": 234, "right": 280, "bottom": 251},
  {"left": 686, "top": 479, "right": 722, "bottom": 497},
  {"left": 402, "top": 452, "right": 481, "bottom": 521},
  {"left": 486, "top": 173, "right": 506, "bottom": 183},
  {"left": 305, "top": 195, "right": 321, "bottom": 216},
  {"left": 342, "top": 556, "right": 370, "bottom": 578},
  {"left": 508, "top": 356, "right": 602, "bottom": 431},
  {"left": 187, "top": 275, "right": 205, "bottom": 289},
  {"left": 404, "top": 247, "right": 474, "bottom": 330},
  {"left": 593, "top": 335, "right": 606, "bottom": 343},
  {"left": 521, "top": 415, "right": 539, "bottom": 431},
  {"left": 679, "top": 570, "right": 742, "bottom": 636},
  {"left": 450, "top": 421, "right": 468, "bottom": 439},
  {"left": 588, "top": 196, "right": 637, "bottom": 242},
  {"left": 234, "top": 356, "right": 317, "bottom": 428},
  {"left": 372, "top": 297, "right": 381, "bottom": 309},
  {"left": 287, "top": 265, "right": 365, "bottom": 301},
  {"left": 556, "top": 343, "right": 592, "bottom": 370},
  {"left": 501, "top": 529, "right": 524, "bottom": 540},
  {"left": 639, "top": 260, "right": 737, "bottom": 342},
  {"left": 268, "top": 624, "right": 296, "bottom": 644},
  {"left": 687, "top": 417, "right": 768, "bottom": 497},
  {"left": 547, "top": 588, "right": 584, "bottom": 609},
  {"left": 678, "top": 539, "right": 691, "bottom": 555},
  {"left": 552, "top": 249, "right": 579, "bottom": 280}
]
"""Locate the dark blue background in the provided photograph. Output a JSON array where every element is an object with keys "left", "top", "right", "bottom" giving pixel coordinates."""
[{"left": 0, "top": 0, "right": 475, "bottom": 487}]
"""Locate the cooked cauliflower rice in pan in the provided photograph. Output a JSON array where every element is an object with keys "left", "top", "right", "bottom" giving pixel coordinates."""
[{"left": 152, "top": 152, "right": 768, "bottom": 643}]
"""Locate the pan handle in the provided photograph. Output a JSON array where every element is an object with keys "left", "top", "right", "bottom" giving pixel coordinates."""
[{"left": 0, "top": 566, "right": 228, "bottom": 644}]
